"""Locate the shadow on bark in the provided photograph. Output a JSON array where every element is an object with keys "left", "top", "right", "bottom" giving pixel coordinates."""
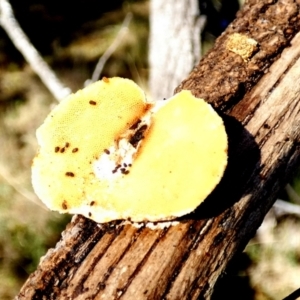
[
  {"left": 211, "top": 251, "right": 255, "bottom": 300},
  {"left": 185, "top": 114, "right": 261, "bottom": 220}
]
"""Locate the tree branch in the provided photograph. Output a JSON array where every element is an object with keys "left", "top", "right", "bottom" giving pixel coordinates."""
[
  {"left": 149, "top": 0, "right": 202, "bottom": 99},
  {"left": 0, "top": 0, "right": 71, "bottom": 101},
  {"left": 273, "top": 200, "right": 300, "bottom": 217},
  {"left": 16, "top": 0, "right": 300, "bottom": 299},
  {"left": 285, "top": 183, "right": 300, "bottom": 205},
  {"left": 85, "top": 12, "right": 133, "bottom": 87}
]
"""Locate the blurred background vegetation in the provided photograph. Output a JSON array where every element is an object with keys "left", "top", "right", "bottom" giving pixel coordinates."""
[{"left": 0, "top": 0, "right": 299, "bottom": 299}]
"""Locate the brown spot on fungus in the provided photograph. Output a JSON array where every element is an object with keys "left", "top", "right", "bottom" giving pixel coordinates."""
[
  {"left": 72, "top": 148, "right": 79, "bottom": 153},
  {"left": 104, "top": 149, "right": 110, "bottom": 155},
  {"left": 65, "top": 142, "right": 70, "bottom": 147},
  {"left": 88, "top": 212, "right": 92, "bottom": 217},
  {"left": 55, "top": 146, "right": 60, "bottom": 153},
  {"left": 89, "top": 100, "right": 97, "bottom": 105},
  {"left": 62, "top": 201, "right": 68, "bottom": 210},
  {"left": 90, "top": 201, "right": 95, "bottom": 206},
  {"left": 129, "top": 119, "right": 141, "bottom": 130},
  {"left": 60, "top": 147, "right": 65, "bottom": 153},
  {"left": 102, "top": 77, "right": 109, "bottom": 83},
  {"left": 129, "top": 124, "right": 148, "bottom": 148},
  {"left": 112, "top": 164, "right": 122, "bottom": 174},
  {"left": 65, "top": 172, "right": 75, "bottom": 177}
]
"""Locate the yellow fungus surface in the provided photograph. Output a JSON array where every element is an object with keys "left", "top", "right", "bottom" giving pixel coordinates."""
[
  {"left": 226, "top": 33, "right": 258, "bottom": 61},
  {"left": 32, "top": 77, "right": 147, "bottom": 211},
  {"left": 32, "top": 77, "right": 228, "bottom": 223}
]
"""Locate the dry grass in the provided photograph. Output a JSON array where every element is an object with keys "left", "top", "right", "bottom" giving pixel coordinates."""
[
  {"left": 247, "top": 214, "right": 300, "bottom": 299},
  {"left": 0, "top": 69, "right": 71, "bottom": 299}
]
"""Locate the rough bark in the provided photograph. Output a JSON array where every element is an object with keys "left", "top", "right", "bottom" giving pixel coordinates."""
[{"left": 17, "top": 0, "right": 300, "bottom": 299}]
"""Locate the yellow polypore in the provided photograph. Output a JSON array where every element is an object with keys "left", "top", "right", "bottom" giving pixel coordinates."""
[
  {"left": 226, "top": 33, "right": 258, "bottom": 61},
  {"left": 32, "top": 77, "right": 228, "bottom": 223}
]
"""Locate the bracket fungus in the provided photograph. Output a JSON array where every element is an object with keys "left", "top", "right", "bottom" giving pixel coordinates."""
[
  {"left": 226, "top": 33, "right": 258, "bottom": 61},
  {"left": 32, "top": 77, "right": 228, "bottom": 223}
]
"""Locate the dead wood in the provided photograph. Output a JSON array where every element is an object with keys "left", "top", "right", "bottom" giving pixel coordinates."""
[{"left": 17, "top": 0, "right": 300, "bottom": 299}]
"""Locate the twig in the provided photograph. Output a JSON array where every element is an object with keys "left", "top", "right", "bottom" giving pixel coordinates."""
[
  {"left": 0, "top": 164, "right": 46, "bottom": 209},
  {"left": 85, "top": 12, "right": 133, "bottom": 86},
  {"left": 0, "top": 0, "right": 71, "bottom": 101},
  {"left": 285, "top": 184, "right": 300, "bottom": 205},
  {"left": 282, "top": 287, "right": 300, "bottom": 300},
  {"left": 273, "top": 199, "right": 300, "bottom": 217}
]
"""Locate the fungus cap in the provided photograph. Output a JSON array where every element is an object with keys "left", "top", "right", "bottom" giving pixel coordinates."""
[
  {"left": 226, "top": 33, "right": 258, "bottom": 61},
  {"left": 32, "top": 77, "right": 228, "bottom": 223}
]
